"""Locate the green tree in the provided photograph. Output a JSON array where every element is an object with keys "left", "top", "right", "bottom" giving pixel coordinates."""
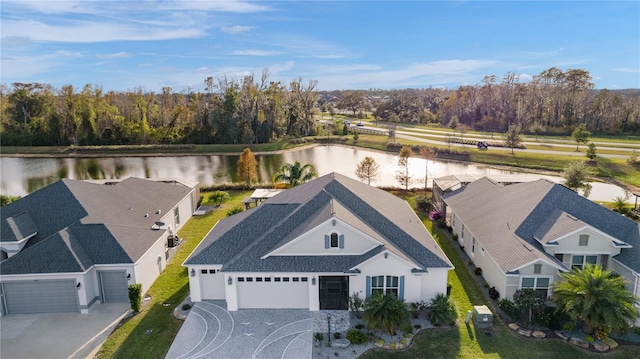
[
  {"left": 363, "top": 293, "right": 410, "bottom": 335},
  {"left": 572, "top": 123, "right": 591, "bottom": 151},
  {"left": 355, "top": 156, "right": 380, "bottom": 185},
  {"left": 272, "top": 161, "right": 318, "bottom": 187},
  {"left": 562, "top": 161, "right": 592, "bottom": 197},
  {"left": 395, "top": 146, "right": 413, "bottom": 192},
  {"left": 1, "top": 194, "right": 21, "bottom": 207},
  {"left": 210, "top": 190, "right": 230, "bottom": 207},
  {"left": 552, "top": 264, "right": 639, "bottom": 334},
  {"left": 237, "top": 148, "right": 258, "bottom": 186},
  {"left": 586, "top": 143, "right": 597, "bottom": 160},
  {"left": 428, "top": 293, "right": 458, "bottom": 326},
  {"left": 503, "top": 124, "right": 522, "bottom": 154},
  {"left": 512, "top": 288, "right": 546, "bottom": 328}
]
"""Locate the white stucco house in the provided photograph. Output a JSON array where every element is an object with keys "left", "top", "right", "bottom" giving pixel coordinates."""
[
  {"left": 0, "top": 177, "right": 198, "bottom": 315},
  {"left": 185, "top": 172, "right": 453, "bottom": 311},
  {"left": 443, "top": 177, "right": 640, "bottom": 304}
]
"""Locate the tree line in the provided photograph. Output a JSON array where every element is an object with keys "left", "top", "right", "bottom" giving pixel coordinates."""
[{"left": 2, "top": 67, "right": 639, "bottom": 147}]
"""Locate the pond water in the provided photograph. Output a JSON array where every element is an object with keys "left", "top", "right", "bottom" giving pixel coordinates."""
[{"left": 0, "top": 145, "right": 629, "bottom": 203}]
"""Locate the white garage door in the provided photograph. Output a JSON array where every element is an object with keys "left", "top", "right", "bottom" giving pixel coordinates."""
[
  {"left": 237, "top": 275, "right": 309, "bottom": 309},
  {"left": 200, "top": 269, "right": 225, "bottom": 300},
  {"left": 99, "top": 271, "right": 129, "bottom": 303},
  {"left": 2, "top": 280, "right": 79, "bottom": 314}
]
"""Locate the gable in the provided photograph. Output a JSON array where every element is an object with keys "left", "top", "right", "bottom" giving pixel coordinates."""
[
  {"left": 266, "top": 217, "right": 382, "bottom": 257},
  {"left": 543, "top": 227, "right": 627, "bottom": 257}
]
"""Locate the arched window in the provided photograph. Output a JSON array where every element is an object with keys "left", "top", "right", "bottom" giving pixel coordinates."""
[{"left": 330, "top": 233, "right": 339, "bottom": 248}]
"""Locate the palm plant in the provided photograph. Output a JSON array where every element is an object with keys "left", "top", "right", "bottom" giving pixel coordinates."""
[
  {"left": 363, "top": 293, "right": 410, "bottom": 335},
  {"left": 272, "top": 161, "right": 318, "bottom": 187},
  {"left": 612, "top": 196, "right": 628, "bottom": 214},
  {"left": 552, "top": 264, "right": 639, "bottom": 334},
  {"left": 428, "top": 293, "right": 458, "bottom": 326}
]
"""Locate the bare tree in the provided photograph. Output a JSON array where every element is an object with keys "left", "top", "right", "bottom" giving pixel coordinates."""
[
  {"left": 419, "top": 146, "right": 436, "bottom": 191},
  {"left": 395, "top": 146, "right": 413, "bottom": 192},
  {"left": 355, "top": 157, "right": 380, "bottom": 185}
]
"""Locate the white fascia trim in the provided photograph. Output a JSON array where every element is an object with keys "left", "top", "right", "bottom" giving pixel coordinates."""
[
  {"left": 348, "top": 250, "right": 419, "bottom": 272},
  {"left": 611, "top": 257, "right": 640, "bottom": 277},
  {"left": 510, "top": 258, "right": 566, "bottom": 273},
  {"left": 546, "top": 225, "right": 631, "bottom": 247},
  {"left": 0, "top": 232, "right": 38, "bottom": 247}
]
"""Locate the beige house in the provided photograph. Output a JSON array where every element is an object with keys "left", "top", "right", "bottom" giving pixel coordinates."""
[{"left": 443, "top": 177, "right": 640, "bottom": 304}]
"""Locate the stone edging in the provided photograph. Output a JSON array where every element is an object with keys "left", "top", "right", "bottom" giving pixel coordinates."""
[{"left": 506, "top": 322, "right": 613, "bottom": 353}]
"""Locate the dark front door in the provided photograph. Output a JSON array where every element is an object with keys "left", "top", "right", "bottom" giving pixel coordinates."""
[{"left": 319, "top": 276, "right": 348, "bottom": 310}]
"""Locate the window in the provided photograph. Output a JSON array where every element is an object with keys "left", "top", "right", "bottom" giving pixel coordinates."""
[
  {"left": 246, "top": 277, "right": 253, "bottom": 282},
  {"left": 301, "top": 277, "right": 308, "bottom": 282},
  {"left": 571, "top": 255, "right": 597, "bottom": 269},
  {"left": 209, "top": 269, "right": 217, "bottom": 274},
  {"left": 201, "top": 269, "right": 207, "bottom": 274},
  {"left": 274, "top": 277, "right": 281, "bottom": 282},
  {"left": 371, "top": 275, "right": 399, "bottom": 297},
  {"left": 555, "top": 253, "right": 563, "bottom": 262},
  {"left": 452, "top": 213, "right": 456, "bottom": 228},
  {"left": 238, "top": 277, "right": 245, "bottom": 282},
  {"left": 579, "top": 235, "right": 589, "bottom": 246},
  {"left": 521, "top": 277, "right": 551, "bottom": 297},
  {"left": 330, "top": 233, "right": 339, "bottom": 248},
  {"left": 256, "top": 277, "right": 263, "bottom": 282},
  {"left": 471, "top": 237, "right": 476, "bottom": 254},
  {"left": 293, "top": 277, "right": 300, "bottom": 282},
  {"left": 533, "top": 264, "right": 542, "bottom": 274},
  {"left": 283, "top": 277, "right": 290, "bottom": 282},
  {"left": 174, "top": 207, "right": 180, "bottom": 226},
  {"left": 461, "top": 224, "right": 465, "bottom": 239},
  {"left": 265, "top": 277, "right": 271, "bottom": 282}
]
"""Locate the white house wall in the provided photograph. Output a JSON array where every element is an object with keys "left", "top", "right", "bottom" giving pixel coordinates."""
[
  {"left": 419, "top": 268, "right": 449, "bottom": 301},
  {"left": 271, "top": 219, "right": 379, "bottom": 256},
  {"left": 200, "top": 269, "right": 225, "bottom": 300},
  {"left": 354, "top": 253, "right": 421, "bottom": 302},
  {"left": 134, "top": 234, "right": 168, "bottom": 294},
  {"left": 611, "top": 260, "right": 639, "bottom": 295}
]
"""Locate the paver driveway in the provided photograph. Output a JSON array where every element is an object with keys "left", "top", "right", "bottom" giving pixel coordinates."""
[{"left": 166, "top": 301, "right": 313, "bottom": 359}]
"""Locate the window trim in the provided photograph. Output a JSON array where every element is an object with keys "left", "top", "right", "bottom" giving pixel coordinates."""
[
  {"left": 520, "top": 276, "right": 552, "bottom": 297},
  {"left": 330, "top": 233, "right": 339, "bottom": 248},
  {"left": 578, "top": 234, "right": 589, "bottom": 246},
  {"left": 370, "top": 275, "right": 400, "bottom": 297},
  {"left": 571, "top": 254, "right": 598, "bottom": 270}
]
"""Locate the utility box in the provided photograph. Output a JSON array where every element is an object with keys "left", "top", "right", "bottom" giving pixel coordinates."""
[{"left": 473, "top": 305, "right": 493, "bottom": 328}]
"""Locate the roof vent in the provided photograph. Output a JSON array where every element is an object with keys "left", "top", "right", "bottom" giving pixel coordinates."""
[
  {"left": 129, "top": 207, "right": 133, "bottom": 211},
  {"left": 156, "top": 209, "right": 161, "bottom": 215},
  {"left": 144, "top": 213, "right": 149, "bottom": 217}
]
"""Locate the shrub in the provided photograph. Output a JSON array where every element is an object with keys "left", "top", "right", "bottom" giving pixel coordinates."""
[
  {"left": 488, "top": 286, "right": 500, "bottom": 300},
  {"left": 513, "top": 288, "right": 546, "bottom": 328},
  {"left": 181, "top": 303, "right": 192, "bottom": 310},
  {"left": 364, "top": 293, "right": 410, "bottom": 335},
  {"left": 585, "top": 335, "right": 594, "bottom": 343},
  {"left": 402, "top": 323, "right": 413, "bottom": 334},
  {"left": 535, "top": 308, "right": 553, "bottom": 328},
  {"left": 333, "top": 332, "right": 342, "bottom": 339},
  {"left": 414, "top": 324, "right": 422, "bottom": 329},
  {"left": 416, "top": 194, "right": 433, "bottom": 211},
  {"left": 635, "top": 327, "right": 640, "bottom": 336},
  {"left": 314, "top": 332, "right": 324, "bottom": 341},
  {"left": 353, "top": 132, "right": 359, "bottom": 140},
  {"left": 452, "top": 234, "right": 458, "bottom": 241},
  {"left": 498, "top": 298, "right": 520, "bottom": 322},
  {"left": 355, "top": 323, "right": 365, "bottom": 330},
  {"left": 226, "top": 206, "right": 244, "bottom": 217},
  {"left": 409, "top": 301, "right": 426, "bottom": 318},
  {"left": 128, "top": 284, "right": 142, "bottom": 313},
  {"left": 428, "top": 293, "right": 457, "bottom": 326},
  {"left": 428, "top": 210, "right": 442, "bottom": 220},
  {"left": 346, "top": 329, "right": 368, "bottom": 344},
  {"left": 475, "top": 267, "right": 483, "bottom": 275},
  {"left": 436, "top": 219, "right": 447, "bottom": 228},
  {"left": 349, "top": 291, "right": 365, "bottom": 318}
]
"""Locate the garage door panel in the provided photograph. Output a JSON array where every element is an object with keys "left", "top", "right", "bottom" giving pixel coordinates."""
[
  {"left": 237, "top": 277, "right": 308, "bottom": 309},
  {"left": 99, "top": 271, "right": 129, "bottom": 303},
  {"left": 3, "top": 280, "right": 78, "bottom": 314}
]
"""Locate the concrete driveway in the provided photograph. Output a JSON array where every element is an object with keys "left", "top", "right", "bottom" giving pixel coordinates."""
[
  {"left": 166, "top": 301, "right": 313, "bottom": 359},
  {"left": 0, "top": 303, "right": 129, "bottom": 359}
]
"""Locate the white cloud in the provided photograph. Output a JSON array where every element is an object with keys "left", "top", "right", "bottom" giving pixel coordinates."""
[
  {"left": 2, "top": 19, "right": 205, "bottom": 43},
  {"left": 614, "top": 67, "right": 640, "bottom": 73},
  {"left": 97, "top": 52, "right": 132, "bottom": 59},
  {"left": 1, "top": 36, "right": 34, "bottom": 48},
  {"left": 232, "top": 50, "right": 283, "bottom": 56},
  {"left": 221, "top": 25, "right": 255, "bottom": 34},
  {"left": 160, "top": 0, "right": 270, "bottom": 13}
]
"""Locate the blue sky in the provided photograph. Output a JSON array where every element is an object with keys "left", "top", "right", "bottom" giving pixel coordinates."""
[{"left": 2, "top": 1, "right": 639, "bottom": 92}]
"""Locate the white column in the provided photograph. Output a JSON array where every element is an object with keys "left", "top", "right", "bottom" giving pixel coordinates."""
[
  {"left": 309, "top": 276, "right": 320, "bottom": 311},
  {"left": 225, "top": 274, "right": 239, "bottom": 311}
]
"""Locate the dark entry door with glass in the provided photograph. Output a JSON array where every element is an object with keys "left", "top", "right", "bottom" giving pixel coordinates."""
[{"left": 319, "top": 276, "right": 348, "bottom": 310}]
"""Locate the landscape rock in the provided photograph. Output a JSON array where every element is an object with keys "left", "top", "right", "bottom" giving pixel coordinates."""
[
  {"left": 517, "top": 328, "right": 532, "bottom": 337},
  {"left": 569, "top": 337, "right": 590, "bottom": 349},
  {"left": 593, "top": 341, "right": 609, "bottom": 352},
  {"left": 331, "top": 339, "right": 350, "bottom": 349},
  {"left": 554, "top": 331, "right": 568, "bottom": 340},
  {"left": 532, "top": 330, "right": 546, "bottom": 339},
  {"left": 508, "top": 323, "right": 519, "bottom": 331}
]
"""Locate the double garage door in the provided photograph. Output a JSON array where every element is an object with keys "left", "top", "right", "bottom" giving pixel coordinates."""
[
  {"left": 237, "top": 275, "right": 309, "bottom": 309},
  {"left": 1, "top": 280, "right": 79, "bottom": 315}
]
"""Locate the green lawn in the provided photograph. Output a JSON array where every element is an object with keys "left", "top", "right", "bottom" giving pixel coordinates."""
[
  {"left": 95, "top": 190, "right": 251, "bottom": 359},
  {"left": 361, "top": 217, "right": 639, "bottom": 359}
]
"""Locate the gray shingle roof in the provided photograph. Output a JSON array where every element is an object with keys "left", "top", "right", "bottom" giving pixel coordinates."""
[
  {"left": 0, "top": 177, "right": 194, "bottom": 274},
  {"left": 443, "top": 177, "right": 640, "bottom": 273},
  {"left": 185, "top": 173, "right": 452, "bottom": 272},
  {"left": 1, "top": 212, "right": 38, "bottom": 242}
]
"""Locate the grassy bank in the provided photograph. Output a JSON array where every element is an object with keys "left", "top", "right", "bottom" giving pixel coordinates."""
[{"left": 95, "top": 190, "right": 251, "bottom": 359}]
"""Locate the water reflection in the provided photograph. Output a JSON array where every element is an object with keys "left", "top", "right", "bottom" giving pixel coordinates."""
[{"left": 0, "top": 145, "right": 628, "bottom": 203}]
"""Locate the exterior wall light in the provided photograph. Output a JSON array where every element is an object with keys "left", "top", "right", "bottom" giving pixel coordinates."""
[
  {"left": 76, "top": 282, "right": 81, "bottom": 289},
  {"left": 127, "top": 273, "right": 131, "bottom": 280},
  {"left": 312, "top": 277, "right": 316, "bottom": 285},
  {"left": 228, "top": 276, "right": 233, "bottom": 285},
  {"left": 190, "top": 268, "right": 196, "bottom": 277}
]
